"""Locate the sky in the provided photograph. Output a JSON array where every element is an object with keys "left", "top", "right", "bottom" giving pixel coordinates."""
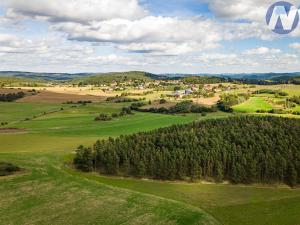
[{"left": 0, "top": 0, "right": 300, "bottom": 74}]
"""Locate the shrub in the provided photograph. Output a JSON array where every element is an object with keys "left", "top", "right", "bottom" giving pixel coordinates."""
[{"left": 95, "top": 114, "right": 112, "bottom": 121}]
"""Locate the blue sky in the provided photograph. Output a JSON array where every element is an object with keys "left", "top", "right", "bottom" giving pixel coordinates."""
[{"left": 0, "top": 0, "right": 299, "bottom": 74}]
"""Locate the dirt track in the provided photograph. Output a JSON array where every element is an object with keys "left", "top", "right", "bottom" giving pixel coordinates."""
[{"left": 0, "top": 128, "right": 27, "bottom": 133}]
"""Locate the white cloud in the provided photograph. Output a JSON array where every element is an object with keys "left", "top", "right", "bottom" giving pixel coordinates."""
[
  {"left": 0, "top": 0, "right": 298, "bottom": 73},
  {"left": 117, "top": 41, "right": 220, "bottom": 55},
  {"left": 1, "top": 0, "right": 280, "bottom": 56},
  {"left": 244, "top": 47, "right": 281, "bottom": 55},
  {"left": 202, "top": 0, "right": 300, "bottom": 22},
  {"left": 289, "top": 42, "right": 300, "bottom": 51},
  {"left": 3, "top": 0, "right": 147, "bottom": 22},
  {"left": 50, "top": 16, "right": 226, "bottom": 55}
]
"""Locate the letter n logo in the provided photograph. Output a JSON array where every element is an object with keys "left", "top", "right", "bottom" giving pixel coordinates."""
[{"left": 266, "top": 1, "right": 299, "bottom": 34}]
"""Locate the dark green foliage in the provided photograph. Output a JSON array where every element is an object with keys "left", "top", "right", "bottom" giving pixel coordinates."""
[
  {"left": 73, "top": 146, "right": 94, "bottom": 172},
  {"left": 159, "top": 99, "right": 167, "bottom": 104},
  {"left": 174, "top": 86, "right": 181, "bottom": 91},
  {"left": 106, "top": 96, "right": 139, "bottom": 103},
  {"left": 253, "top": 89, "right": 288, "bottom": 97},
  {"left": 130, "top": 102, "right": 146, "bottom": 110},
  {"left": 0, "top": 162, "right": 20, "bottom": 176},
  {"left": 95, "top": 108, "right": 133, "bottom": 121},
  {"left": 133, "top": 101, "right": 217, "bottom": 114},
  {"left": 218, "top": 94, "right": 250, "bottom": 112},
  {"left": 74, "top": 116, "right": 300, "bottom": 186},
  {"left": 121, "top": 107, "right": 133, "bottom": 115},
  {"left": 182, "top": 76, "right": 226, "bottom": 84},
  {"left": 74, "top": 71, "right": 156, "bottom": 85},
  {"left": 95, "top": 114, "right": 112, "bottom": 121},
  {"left": 0, "top": 92, "right": 25, "bottom": 102},
  {"left": 290, "top": 96, "right": 300, "bottom": 105}
]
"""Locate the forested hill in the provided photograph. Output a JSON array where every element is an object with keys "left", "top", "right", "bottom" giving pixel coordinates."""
[
  {"left": 74, "top": 116, "right": 300, "bottom": 187},
  {"left": 1, "top": 70, "right": 300, "bottom": 83},
  {"left": 73, "top": 71, "right": 163, "bottom": 84}
]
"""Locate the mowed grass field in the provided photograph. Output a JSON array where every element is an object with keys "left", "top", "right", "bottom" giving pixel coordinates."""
[
  {"left": 0, "top": 102, "right": 227, "bottom": 152},
  {"left": 233, "top": 97, "right": 273, "bottom": 113},
  {"left": 69, "top": 171, "right": 300, "bottom": 225},
  {"left": 0, "top": 152, "right": 217, "bottom": 225},
  {"left": 1, "top": 100, "right": 300, "bottom": 225}
]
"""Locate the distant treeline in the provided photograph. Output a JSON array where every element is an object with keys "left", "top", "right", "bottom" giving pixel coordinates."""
[
  {"left": 236, "top": 77, "right": 300, "bottom": 85},
  {"left": 182, "top": 76, "right": 227, "bottom": 84},
  {"left": 131, "top": 101, "right": 217, "bottom": 114},
  {"left": 74, "top": 116, "right": 300, "bottom": 187},
  {"left": 106, "top": 96, "right": 143, "bottom": 103},
  {"left": 0, "top": 92, "right": 25, "bottom": 102},
  {"left": 253, "top": 89, "right": 288, "bottom": 96}
]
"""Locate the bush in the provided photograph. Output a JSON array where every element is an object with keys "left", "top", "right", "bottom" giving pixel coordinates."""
[
  {"left": 112, "top": 113, "right": 119, "bottom": 118},
  {"left": 0, "top": 92, "right": 25, "bottom": 102},
  {"left": 95, "top": 114, "right": 112, "bottom": 121},
  {"left": 0, "top": 162, "right": 20, "bottom": 176},
  {"left": 159, "top": 99, "right": 167, "bottom": 104}
]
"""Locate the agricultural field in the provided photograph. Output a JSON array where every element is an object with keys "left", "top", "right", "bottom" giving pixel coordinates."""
[
  {"left": 233, "top": 97, "right": 273, "bottom": 113},
  {"left": 1, "top": 78, "right": 300, "bottom": 225}
]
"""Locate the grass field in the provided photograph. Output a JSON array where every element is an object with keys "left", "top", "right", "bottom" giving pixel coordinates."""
[
  {"left": 2, "top": 102, "right": 219, "bottom": 152},
  {"left": 0, "top": 152, "right": 217, "bottom": 225},
  {"left": 68, "top": 170, "right": 300, "bottom": 225},
  {"left": 1, "top": 100, "right": 300, "bottom": 225},
  {"left": 233, "top": 97, "right": 274, "bottom": 113}
]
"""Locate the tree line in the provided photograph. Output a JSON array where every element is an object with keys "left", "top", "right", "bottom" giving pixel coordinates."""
[
  {"left": 74, "top": 116, "right": 300, "bottom": 187},
  {"left": 132, "top": 100, "right": 217, "bottom": 114},
  {"left": 217, "top": 93, "right": 250, "bottom": 112},
  {"left": 0, "top": 92, "right": 25, "bottom": 102}
]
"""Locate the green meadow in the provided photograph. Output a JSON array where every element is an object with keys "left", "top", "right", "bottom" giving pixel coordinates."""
[
  {"left": 233, "top": 97, "right": 274, "bottom": 113},
  {"left": 1, "top": 101, "right": 300, "bottom": 225}
]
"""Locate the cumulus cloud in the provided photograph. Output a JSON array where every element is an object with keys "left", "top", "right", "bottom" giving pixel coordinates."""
[
  {"left": 202, "top": 0, "right": 300, "bottom": 22},
  {"left": 0, "top": 0, "right": 298, "bottom": 73},
  {"left": 0, "top": 0, "right": 280, "bottom": 56},
  {"left": 51, "top": 16, "right": 225, "bottom": 53},
  {"left": 0, "top": 34, "right": 50, "bottom": 54},
  {"left": 3, "top": 0, "right": 147, "bottom": 22}
]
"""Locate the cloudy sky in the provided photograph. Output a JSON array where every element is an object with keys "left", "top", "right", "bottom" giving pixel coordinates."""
[{"left": 0, "top": 0, "right": 300, "bottom": 74}]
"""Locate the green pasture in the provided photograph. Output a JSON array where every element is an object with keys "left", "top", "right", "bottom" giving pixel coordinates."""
[
  {"left": 69, "top": 171, "right": 300, "bottom": 225},
  {"left": 0, "top": 102, "right": 64, "bottom": 123},
  {"left": 233, "top": 97, "right": 274, "bottom": 113},
  {"left": 0, "top": 152, "right": 216, "bottom": 225}
]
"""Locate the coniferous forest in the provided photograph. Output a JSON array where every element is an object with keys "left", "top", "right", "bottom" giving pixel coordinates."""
[{"left": 74, "top": 116, "right": 300, "bottom": 186}]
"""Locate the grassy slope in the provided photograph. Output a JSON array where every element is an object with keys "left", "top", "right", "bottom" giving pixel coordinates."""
[
  {"left": 0, "top": 102, "right": 219, "bottom": 225},
  {"left": 74, "top": 173, "right": 300, "bottom": 225},
  {"left": 0, "top": 102, "right": 66, "bottom": 124},
  {"left": 0, "top": 152, "right": 216, "bottom": 225},
  {"left": 0, "top": 76, "right": 45, "bottom": 86},
  {"left": 233, "top": 97, "right": 273, "bottom": 113},
  {"left": 1, "top": 102, "right": 226, "bottom": 153}
]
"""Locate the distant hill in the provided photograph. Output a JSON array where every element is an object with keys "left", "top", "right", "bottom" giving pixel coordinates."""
[
  {"left": 72, "top": 71, "right": 165, "bottom": 84},
  {"left": 0, "top": 71, "right": 91, "bottom": 81},
  {"left": 0, "top": 71, "right": 300, "bottom": 84},
  {"left": 0, "top": 76, "right": 45, "bottom": 86},
  {"left": 218, "top": 72, "right": 300, "bottom": 80}
]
